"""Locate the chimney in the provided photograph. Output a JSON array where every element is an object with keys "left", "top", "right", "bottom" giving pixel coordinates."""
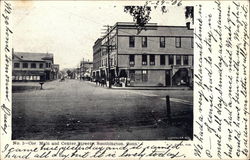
[{"left": 186, "top": 22, "right": 190, "bottom": 30}]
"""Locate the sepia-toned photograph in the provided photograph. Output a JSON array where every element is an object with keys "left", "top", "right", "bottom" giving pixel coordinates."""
[{"left": 11, "top": 1, "right": 194, "bottom": 140}]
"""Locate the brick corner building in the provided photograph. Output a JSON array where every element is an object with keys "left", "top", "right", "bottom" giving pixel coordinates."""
[{"left": 92, "top": 22, "right": 194, "bottom": 87}]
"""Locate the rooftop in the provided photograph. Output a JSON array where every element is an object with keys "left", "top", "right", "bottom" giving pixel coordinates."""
[
  {"left": 14, "top": 52, "right": 53, "bottom": 61},
  {"left": 81, "top": 61, "right": 93, "bottom": 64}
]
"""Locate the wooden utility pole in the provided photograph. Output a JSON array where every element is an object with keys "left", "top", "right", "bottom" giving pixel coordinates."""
[
  {"left": 102, "top": 25, "right": 112, "bottom": 88},
  {"left": 107, "top": 26, "right": 111, "bottom": 88}
]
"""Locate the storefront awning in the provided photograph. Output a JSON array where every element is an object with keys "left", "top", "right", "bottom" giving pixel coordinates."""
[{"left": 13, "top": 70, "right": 46, "bottom": 76}]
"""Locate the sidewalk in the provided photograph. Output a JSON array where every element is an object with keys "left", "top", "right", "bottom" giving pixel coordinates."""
[
  {"left": 111, "top": 86, "right": 191, "bottom": 90},
  {"left": 87, "top": 81, "right": 191, "bottom": 90}
]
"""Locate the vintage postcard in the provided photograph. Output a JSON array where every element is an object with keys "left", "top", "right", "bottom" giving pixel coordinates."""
[{"left": 0, "top": 0, "right": 249, "bottom": 159}]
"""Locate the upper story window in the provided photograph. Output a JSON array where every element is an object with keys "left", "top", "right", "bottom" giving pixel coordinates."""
[
  {"left": 48, "top": 63, "right": 51, "bottom": 68},
  {"left": 129, "top": 36, "right": 135, "bottom": 47},
  {"left": 183, "top": 55, "right": 189, "bottom": 65},
  {"left": 160, "top": 55, "right": 165, "bottom": 65},
  {"left": 46, "top": 63, "right": 49, "bottom": 68},
  {"left": 150, "top": 55, "right": 155, "bottom": 65},
  {"left": 14, "top": 63, "right": 20, "bottom": 68},
  {"left": 141, "top": 36, "right": 147, "bottom": 48},
  {"left": 169, "top": 55, "right": 174, "bottom": 65},
  {"left": 142, "top": 55, "right": 147, "bottom": 65},
  {"left": 176, "top": 55, "right": 181, "bottom": 65},
  {"left": 39, "top": 63, "right": 44, "bottom": 68},
  {"left": 160, "top": 37, "right": 165, "bottom": 48},
  {"left": 191, "top": 37, "right": 194, "bottom": 48},
  {"left": 31, "top": 63, "right": 37, "bottom": 68},
  {"left": 23, "top": 63, "right": 28, "bottom": 68},
  {"left": 175, "top": 37, "right": 181, "bottom": 48},
  {"left": 129, "top": 55, "right": 135, "bottom": 65}
]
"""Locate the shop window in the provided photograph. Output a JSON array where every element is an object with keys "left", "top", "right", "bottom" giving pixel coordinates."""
[
  {"left": 31, "top": 63, "right": 36, "bottom": 68},
  {"left": 14, "top": 63, "right": 20, "bottom": 68},
  {"left": 141, "top": 36, "right": 147, "bottom": 48},
  {"left": 169, "top": 55, "right": 174, "bottom": 65},
  {"left": 142, "top": 55, "right": 147, "bottom": 65},
  {"left": 160, "top": 55, "right": 165, "bottom": 65},
  {"left": 130, "top": 70, "right": 135, "bottom": 81},
  {"left": 175, "top": 37, "right": 181, "bottom": 48},
  {"left": 129, "top": 55, "right": 135, "bottom": 65},
  {"left": 184, "top": 55, "right": 189, "bottom": 65},
  {"left": 129, "top": 36, "right": 135, "bottom": 47},
  {"left": 150, "top": 55, "right": 155, "bottom": 65},
  {"left": 23, "top": 63, "right": 28, "bottom": 68},
  {"left": 135, "top": 70, "right": 142, "bottom": 81},
  {"left": 39, "top": 63, "right": 43, "bottom": 68},
  {"left": 160, "top": 37, "right": 165, "bottom": 48},
  {"left": 142, "top": 70, "right": 148, "bottom": 82},
  {"left": 176, "top": 55, "right": 181, "bottom": 65}
]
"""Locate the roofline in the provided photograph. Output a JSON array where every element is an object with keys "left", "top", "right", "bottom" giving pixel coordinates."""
[
  {"left": 115, "top": 22, "right": 193, "bottom": 28},
  {"left": 14, "top": 52, "right": 54, "bottom": 55},
  {"left": 94, "top": 22, "right": 193, "bottom": 45},
  {"left": 12, "top": 53, "right": 23, "bottom": 60},
  {"left": 81, "top": 62, "right": 93, "bottom": 64}
]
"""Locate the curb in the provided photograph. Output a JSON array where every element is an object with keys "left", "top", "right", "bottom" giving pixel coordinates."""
[
  {"left": 109, "top": 87, "right": 192, "bottom": 91},
  {"left": 81, "top": 81, "right": 193, "bottom": 91}
]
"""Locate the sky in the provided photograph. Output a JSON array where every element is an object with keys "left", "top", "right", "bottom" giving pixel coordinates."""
[{"left": 13, "top": 1, "right": 188, "bottom": 69}]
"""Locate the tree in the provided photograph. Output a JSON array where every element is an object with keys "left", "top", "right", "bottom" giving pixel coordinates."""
[
  {"left": 66, "top": 70, "right": 72, "bottom": 78},
  {"left": 124, "top": 6, "right": 151, "bottom": 34},
  {"left": 185, "top": 6, "right": 194, "bottom": 24},
  {"left": 124, "top": 4, "right": 194, "bottom": 32}
]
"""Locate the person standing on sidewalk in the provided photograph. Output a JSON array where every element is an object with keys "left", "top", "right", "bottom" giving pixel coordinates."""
[
  {"left": 104, "top": 78, "right": 107, "bottom": 87},
  {"left": 101, "top": 77, "right": 105, "bottom": 87},
  {"left": 95, "top": 78, "right": 98, "bottom": 86}
]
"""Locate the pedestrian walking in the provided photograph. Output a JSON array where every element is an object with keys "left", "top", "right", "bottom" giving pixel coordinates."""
[{"left": 101, "top": 77, "right": 105, "bottom": 87}]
